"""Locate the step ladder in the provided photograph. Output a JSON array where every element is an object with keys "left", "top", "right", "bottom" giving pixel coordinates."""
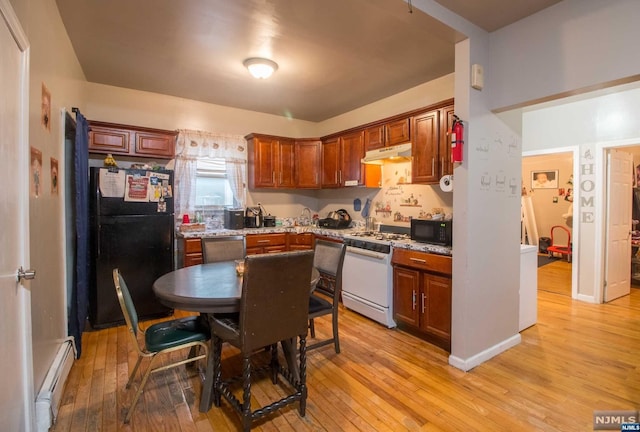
[{"left": 521, "top": 195, "right": 539, "bottom": 246}]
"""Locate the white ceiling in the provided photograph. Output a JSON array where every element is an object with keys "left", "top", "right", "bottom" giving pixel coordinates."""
[{"left": 55, "top": 0, "right": 562, "bottom": 122}]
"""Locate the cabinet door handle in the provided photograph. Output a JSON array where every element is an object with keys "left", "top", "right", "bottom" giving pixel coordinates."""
[
  {"left": 412, "top": 290, "right": 417, "bottom": 310},
  {"left": 441, "top": 157, "right": 444, "bottom": 173},
  {"left": 431, "top": 158, "right": 435, "bottom": 176},
  {"left": 421, "top": 292, "right": 426, "bottom": 313},
  {"left": 257, "top": 240, "right": 270, "bottom": 243},
  {"left": 339, "top": 170, "right": 342, "bottom": 184},
  {"left": 280, "top": 172, "right": 282, "bottom": 184},
  {"left": 410, "top": 257, "right": 426, "bottom": 264},
  {"left": 272, "top": 171, "right": 275, "bottom": 184}
]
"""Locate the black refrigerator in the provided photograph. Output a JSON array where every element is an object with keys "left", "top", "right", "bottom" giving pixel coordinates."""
[{"left": 89, "top": 167, "right": 174, "bottom": 329}]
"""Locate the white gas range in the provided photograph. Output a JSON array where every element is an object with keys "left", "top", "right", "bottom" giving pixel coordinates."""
[{"left": 341, "top": 229, "right": 410, "bottom": 328}]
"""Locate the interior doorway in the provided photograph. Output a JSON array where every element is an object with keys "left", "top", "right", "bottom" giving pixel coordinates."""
[{"left": 522, "top": 150, "right": 576, "bottom": 298}]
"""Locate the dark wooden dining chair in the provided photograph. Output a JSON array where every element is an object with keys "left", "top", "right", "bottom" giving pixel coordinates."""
[
  {"left": 209, "top": 250, "right": 314, "bottom": 432},
  {"left": 201, "top": 235, "right": 245, "bottom": 263},
  {"left": 308, "top": 239, "right": 346, "bottom": 353},
  {"left": 112, "top": 269, "right": 210, "bottom": 424}
]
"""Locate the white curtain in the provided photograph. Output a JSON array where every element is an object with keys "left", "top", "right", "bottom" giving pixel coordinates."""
[
  {"left": 174, "top": 129, "right": 247, "bottom": 218},
  {"left": 174, "top": 157, "right": 197, "bottom": 219},
  {"left": 226, "top": 161, "right": 246, "bottom": 208}
]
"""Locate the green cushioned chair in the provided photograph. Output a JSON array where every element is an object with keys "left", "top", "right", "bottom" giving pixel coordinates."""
[{"left": 112, "top": 268, "right": 210, "bottom": 424}]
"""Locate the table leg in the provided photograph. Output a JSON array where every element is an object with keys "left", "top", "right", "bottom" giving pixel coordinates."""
[{"left": 199, "top": 314, "right": 215, "bottom": 412}]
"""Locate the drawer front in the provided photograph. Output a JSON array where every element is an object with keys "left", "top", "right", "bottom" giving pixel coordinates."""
[
  {"left": 184, "top": 254, "right": 203, "bottom": 267},
  {"left": 289, "top": 233, "right": 313, "bottom": 246},
  {"left": 184, "top": 238, "right": 202, "bottom": 254},
  {"left": 392, "top": 248, "right": 452, "bottom": 275},
  {"left": 245, "top": 233, "right": 287, "bottom": 248}
]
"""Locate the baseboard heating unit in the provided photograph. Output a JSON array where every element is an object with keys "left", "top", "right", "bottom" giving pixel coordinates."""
[{"left": 36, "top": 338, "right": 76, "bottom": 431}]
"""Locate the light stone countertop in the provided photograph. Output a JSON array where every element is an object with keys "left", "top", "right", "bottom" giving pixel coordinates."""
[{"left": 178, "top": 226, "right": 452, "bottom": 256}]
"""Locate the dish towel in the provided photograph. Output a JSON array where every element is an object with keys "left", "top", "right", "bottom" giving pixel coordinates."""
[{"left": 361, "top": 198, "right": 371, "bottom": 217}]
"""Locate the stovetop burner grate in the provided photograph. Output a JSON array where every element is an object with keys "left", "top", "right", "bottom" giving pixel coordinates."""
[{"left": 348, "top": 231, "right": 410, "bottom": 241}]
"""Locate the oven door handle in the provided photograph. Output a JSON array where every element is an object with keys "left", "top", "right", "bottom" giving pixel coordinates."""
[{"left": 346, "top": 247, "right": 388, "bottom": 260}]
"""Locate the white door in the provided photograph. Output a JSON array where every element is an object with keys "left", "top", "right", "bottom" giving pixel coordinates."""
[
  {"left": 604, "top": 149, "right": 633, "bottom": 302},
  {"left": 0, "top": 2, "right": 35, "bottom": 430}
]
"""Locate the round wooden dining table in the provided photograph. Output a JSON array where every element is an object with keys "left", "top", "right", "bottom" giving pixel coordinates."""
[{"left": 153, "top": 260, "right": 320, "bottom": 412}]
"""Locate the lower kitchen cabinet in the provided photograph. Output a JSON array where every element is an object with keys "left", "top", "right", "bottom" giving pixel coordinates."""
[
  {"left": 289, "top": 232, "right": 314, "bottom": 250},
  {"left": 392, "top": 249, "right": 452, "bottom": 351},
  {"left": 179, "top": 238, "right": 203, "bottom": 267},
  {"left": 245, "top": 233, "right": 288, "bottom": 255}
]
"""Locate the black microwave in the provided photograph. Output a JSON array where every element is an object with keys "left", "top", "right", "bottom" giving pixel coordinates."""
[{"left": 410, "top": 218, "right": 452, "bottom": 246}]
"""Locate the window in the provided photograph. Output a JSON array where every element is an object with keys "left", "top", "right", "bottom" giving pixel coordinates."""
[{"left": 195, "top": 158, "right": 233, "bottom": 207}]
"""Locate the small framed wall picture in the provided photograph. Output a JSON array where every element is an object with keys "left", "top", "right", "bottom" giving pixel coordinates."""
[
  {"left": 51, "top": 157, "right": 59, "bottom": 195},
  {"left": 30, "top": 147, "right": 42, "bottom": 197},
  {"left": 531, "top": 170, "right": 559, "bottom": 189},
  {"left": 41, "top": 82, "right": 51, "bottom": 132}
]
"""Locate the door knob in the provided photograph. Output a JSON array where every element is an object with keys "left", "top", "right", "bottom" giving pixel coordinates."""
[{"left": 17, "top": 266, "right": 36, "bottom": 282}]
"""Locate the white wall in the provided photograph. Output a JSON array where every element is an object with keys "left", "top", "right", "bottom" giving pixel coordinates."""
[
  {"left": 10, "top": 0, "right": 86, "bottom": 394},
  {"left": 489, "top": 0, "right": 640, "bottom": 112}
]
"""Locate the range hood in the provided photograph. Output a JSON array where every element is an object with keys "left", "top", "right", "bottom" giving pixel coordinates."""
[{"left": 361, "top": 143, "right": 412, "bottom": 164}]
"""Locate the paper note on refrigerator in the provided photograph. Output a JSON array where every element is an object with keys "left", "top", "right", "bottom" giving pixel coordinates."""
[
  {"left": 148, "top": 172, "right": 170, "bottom": 202},
  {"left": 124, "top": 173, "right": 150, "bottom": 202},
  {"left": 99, "top": 168, "right": 125, "bottom": 197}
]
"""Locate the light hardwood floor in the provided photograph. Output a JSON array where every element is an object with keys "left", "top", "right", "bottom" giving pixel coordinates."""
[{"left": 52, "top": 266, "right": 639, "bottom": 431}]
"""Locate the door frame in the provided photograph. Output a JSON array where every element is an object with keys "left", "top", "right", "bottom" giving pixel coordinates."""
[
  {"left": 523, "top": 146, "right": 579, "bottom": 299},
  {"left": 595, "top": 138, "right": 640, "bottom": 302}
]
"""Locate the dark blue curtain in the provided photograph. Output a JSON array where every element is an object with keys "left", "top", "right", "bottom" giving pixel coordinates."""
[{"left": 69, "top": 110, "right": 89, "bottom": 357}]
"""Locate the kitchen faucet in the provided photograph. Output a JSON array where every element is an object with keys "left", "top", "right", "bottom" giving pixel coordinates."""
[{"left": 300, "top": 207, "right": 312, "bottom": 226}]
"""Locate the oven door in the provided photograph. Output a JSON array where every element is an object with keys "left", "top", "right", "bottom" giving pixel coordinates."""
[{"left": 342, "top": 246, "right": 391, "bottom": 307}]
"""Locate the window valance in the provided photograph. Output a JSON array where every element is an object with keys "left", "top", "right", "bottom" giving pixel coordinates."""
[{"left": 175, "top": 129, "right": 247, "bottom": 162}]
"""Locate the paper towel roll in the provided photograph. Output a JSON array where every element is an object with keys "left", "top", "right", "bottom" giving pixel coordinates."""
[{"left": 439, "top": 175, "right": 453, "bottom": 192}]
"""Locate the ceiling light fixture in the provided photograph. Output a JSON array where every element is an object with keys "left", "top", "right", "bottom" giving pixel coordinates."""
[{"left": 243, "top": 57, "right": 278, "bottom": 79}]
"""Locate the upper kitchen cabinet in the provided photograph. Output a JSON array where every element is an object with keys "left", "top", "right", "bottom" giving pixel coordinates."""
[
  {"left": 321, "top": 137, "right": 341, "bottom": 188},
  {"left": 246, "top": 134, "right": 295, "bottom": 189},
  {"left": 364, "top": 117, "right": 411, "bottom": 151},
  {"left": 439, "top": 104, "right": 455, "bottom": 177},
  {"left": 411, "top": 99, "right": 455, "bottom": 184},
  {"left": 88, "top": 121, "right": 177, "bottom": 159},
  {"left": 411, "top": 110, "right": 440, "bottom": 184},
  {"left": 321, "top": 131, "right": 366, "bottom": 188},
  {"left": 295, "top": 139, "right": 321, "bottom": 189}
]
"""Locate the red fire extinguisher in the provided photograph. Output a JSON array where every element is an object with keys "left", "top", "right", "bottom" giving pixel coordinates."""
[{"left": 450, "top": 115, "right": 464, "bottom": 164}]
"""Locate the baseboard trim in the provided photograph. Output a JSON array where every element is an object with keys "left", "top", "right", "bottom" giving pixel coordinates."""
[
  {"left": 576, "top": 293, "right": 597, "bottom": 303},
  {"left": 448, "top": 333, "right": 521, "bottom": 372}
]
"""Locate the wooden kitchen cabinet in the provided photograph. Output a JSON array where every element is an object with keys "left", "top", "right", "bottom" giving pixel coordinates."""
[
  {"left": 295, "top": 139, "right": 321, "bottom": 189},
  {"left": 245, "top": 233, "right": 288, "bottom": 255},
  {"left": 179, "top": 237, "right": 203, "bottom": 267},
  {"left": 288, "top": 232, "right": 314, "bottom": 250},
  {"left": 364, "top": 117, "right": 411, "bottom": 151},
  {"left": 439, "top": 104, "right": 455, "bottom": 177},
  {"left": 321, "top": 131, "right": 366, "bottom": 188},
  {"left": 246, "top": 134, "right": 295, "bottom": 189},
  {"left": 321, "top": 137, "right": 341, "bottom": 188},
  {"left": 392, "top": 248, "right": 452, "bottom": 351},
  {"left": 411, "top": 110, "right": 440, "bottom": 184},
  {"left": 88, "top": 121, "right": 176, "bottom": 159}
]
